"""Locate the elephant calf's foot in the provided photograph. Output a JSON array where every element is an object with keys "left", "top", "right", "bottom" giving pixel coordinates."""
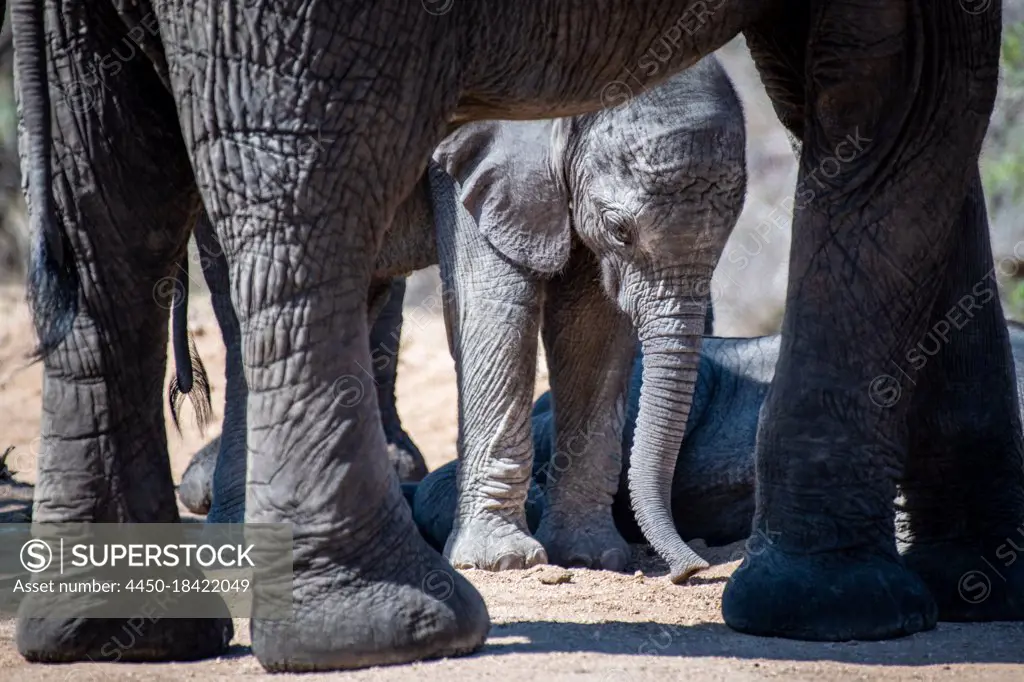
[
  {"left": 722, "top": 545, "right": 937, "bottom": 641},
  {"left": 534, "top": 510, "right": 630, "bottom": 571},
  {"left": 17, "top": 615, "right": 232, "bottom": 663},
  {"left": 444, "top": 512, "right": 547, "bottom": 570},
  {"left": 903, "top": 538, "right": 1024, "bottom": 622},
  {"left": 252, "top": 503, "right": 490, "bottom": 671}
]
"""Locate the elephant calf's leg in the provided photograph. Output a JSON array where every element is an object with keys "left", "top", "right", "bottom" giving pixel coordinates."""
[
  {"left": 534, "top": 247, "right": 634, "bottom": 571},
  {"left": 434, "top": 168, "right": 547, "bottom": 571},
  {"left": 899, "top": 170, "right": 1024, "bottom": 622}
]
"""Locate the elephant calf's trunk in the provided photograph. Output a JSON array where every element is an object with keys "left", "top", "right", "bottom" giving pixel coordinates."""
[{"left": 628, "top": 324, "right": 710, "bottom": 583}]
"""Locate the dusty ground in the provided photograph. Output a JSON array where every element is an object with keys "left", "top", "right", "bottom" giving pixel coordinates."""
[{"left": 2, "top": 278, "right": 1024, "bottom": 681}]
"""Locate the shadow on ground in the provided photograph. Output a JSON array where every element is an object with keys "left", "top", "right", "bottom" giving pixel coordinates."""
[{"left": 475, "top": 620, "right": 1024, "bottom": 666}]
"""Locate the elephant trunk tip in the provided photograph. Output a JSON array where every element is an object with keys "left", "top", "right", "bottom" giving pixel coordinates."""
[
  {"left": 630, "top": 475, "right": 711, "bottom": 584},
  {"left": 668, "top": 549, "right": 711, "bottom": 584}
]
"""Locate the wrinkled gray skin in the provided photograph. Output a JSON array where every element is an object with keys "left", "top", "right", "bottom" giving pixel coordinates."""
[
  {"left": 181, "top": 59, "right": 747, "bottom": 582},
  {"left": 14, "top": 0, "right": 1019, "bottom": 672},
  {"left": 416, "top": 321, "right": 1024, "bottom": 554},
  {"left": 178, "top": 275, "right": 425, "bottom": 517},
  {"left": 179, "top": 272, "right": 427, "bottom": 520}
]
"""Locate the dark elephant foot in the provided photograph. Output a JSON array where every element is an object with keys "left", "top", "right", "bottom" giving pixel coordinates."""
[
  {"left": 722, "top": 545, "right": 937, "bottom": 641},
  {"left": 250, "top": 502, "right": 490, "bottom": 671},
  {"left": 179, "top": 435, "right": 246, "bottom": 524},
  {"left": 386, "top": 432, "right": 429, "bottom": 483},
  {"left": 534, "top": 510, "right": 629, "bottom": 572},
  {"left": 903, "top": 539, "right": 1024, "bottom": 622},
  {"left": 17, "top": 571, "right": 234, "bottom": 662},
  {"left": 17, "top": 616, "right": 232, "bottom": 663}
]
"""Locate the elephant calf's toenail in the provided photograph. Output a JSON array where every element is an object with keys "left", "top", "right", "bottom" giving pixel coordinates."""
[
  {"left": 601, "top": 549, "right": 628, "bottom": 572},
  {"left": 566, "top": 555, "right": 594, "bottom": 569}
]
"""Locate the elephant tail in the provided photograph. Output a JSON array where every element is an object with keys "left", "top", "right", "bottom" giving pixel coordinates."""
[
  {"left": 168, "top": 254, "right": 212, "bottom": 435},
  {"left": 11, "top": 0, "right": 80, "bottom": 359}
]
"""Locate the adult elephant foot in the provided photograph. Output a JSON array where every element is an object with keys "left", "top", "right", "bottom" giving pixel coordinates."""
[
  {"left": 722, "top": 547, "right": 936, "bottom": 640},
  {"left": 169, "top": 66, "right": 492, "bottom": 666},
  {"left": 444, "top": 512, "right": 548, "bottom": 571},
  {"left": 252, "top": 490, "right": 490, "bottom": 672},
  {"left": 192, "top": 213, "right": 248, "bottom": 526},
  {"left": 902, "top": 543, "right": 1024, "bottom": 622},
  {"left": 899, "top": 171, "right": 1024, "bottom": 625},
  {"left": 18, "top": 613, "right": 233, "bottom": 664},
  {"left": 373, "top": 277, "right": 430, "bottom": 484},
  {"left": 534, "top": 513, "right": 629, "bottom": 571}
]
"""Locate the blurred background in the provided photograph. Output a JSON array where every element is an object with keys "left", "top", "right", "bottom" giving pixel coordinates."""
[{"left": 0, "top": 12, "right": 1024, "bottom": 336}]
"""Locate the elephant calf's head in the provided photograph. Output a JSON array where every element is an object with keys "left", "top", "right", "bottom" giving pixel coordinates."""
[{"left": 557, "top": 54, "right": 747, "bottom": 319}]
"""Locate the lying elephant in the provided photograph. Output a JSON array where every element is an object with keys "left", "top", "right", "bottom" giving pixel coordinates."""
[
  {"left": 410, "top": 320, "right": 1024, "bottom": 554},
  {"left": 178, "top": 57, "right": 747, "bottom": 581}
]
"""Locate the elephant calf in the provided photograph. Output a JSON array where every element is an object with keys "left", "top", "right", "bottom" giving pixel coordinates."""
[
  {"left": 409, "top": 332, "right": 776, "bottom": 553},
  {"left": 180, "top": 55, "right": 747, "bottom": 580}
]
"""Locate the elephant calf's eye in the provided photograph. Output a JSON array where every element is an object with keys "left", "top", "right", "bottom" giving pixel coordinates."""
[{"left": 603, "top": 210, "right": 635, "bottom": 248}]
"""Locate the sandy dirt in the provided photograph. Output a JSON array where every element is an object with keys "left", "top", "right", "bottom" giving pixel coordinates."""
[{"left": 2, "top": 278, "right": 1024, "bottom": 681}]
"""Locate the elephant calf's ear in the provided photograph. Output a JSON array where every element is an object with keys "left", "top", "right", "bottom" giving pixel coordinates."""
[{"left": 435, "top": 120, "right": 571, "bottom": 274}]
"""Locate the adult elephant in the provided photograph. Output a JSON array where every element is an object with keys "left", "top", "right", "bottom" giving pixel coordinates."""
[{"left": 11, "top": 0, "right": 1019, "bottom": 674}]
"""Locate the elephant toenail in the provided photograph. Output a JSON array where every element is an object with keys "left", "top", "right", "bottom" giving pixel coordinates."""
[
  {"left": 566, "top": 555, "right": 593, "bottom": 569},
  {"left": 496, "top": 553, "right": 524, "bottom": 571},
  {"left": 601, "top": 549, "right": 628, "bottom": 572}
]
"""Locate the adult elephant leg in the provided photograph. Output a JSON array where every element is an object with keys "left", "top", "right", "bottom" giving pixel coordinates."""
[
  {"left": 899, "top": 169, "right": 1024, "bottom": 621},
  {"left": 533, "top": 246, "right": 634, "bottom": 570},
  {"left": 193, "top": 214, "right": 248, "bottom": 523},
  {"left": 370, "top": 277, "right": 429, "bottom": 482},
  {"left": 431, "top": 165, "right": 548, "bottom": 571},
  {"left": 722, "top": 0, "right": 1000, "bottom": 641},
  {"left": 16, "top": 3, "right": 231, "bottom": 661},
  {"left": 160, "top": 5, "right": 488, "bottom": 671}
]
